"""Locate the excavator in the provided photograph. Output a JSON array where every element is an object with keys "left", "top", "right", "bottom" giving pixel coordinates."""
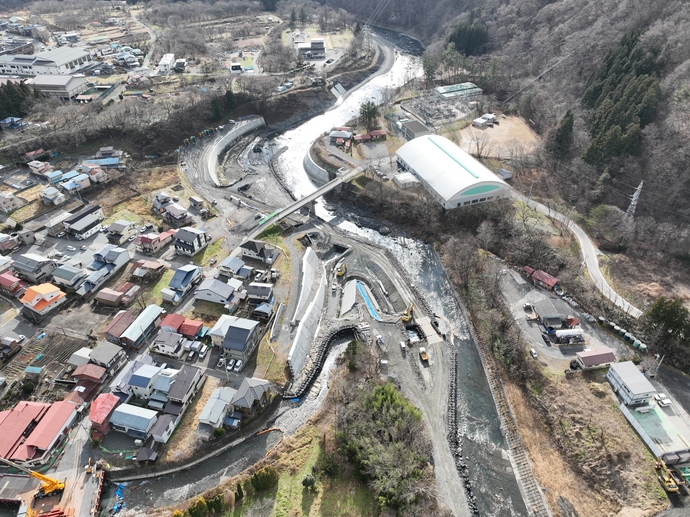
[
  {"left": 336, "top": 262, "right": 347, "bottom": 277},
  {"left": 401, "top": 304, "right": 414, "bottom": 323},
  {"left": 0, "top": 457, "right": 65, "bottom": 499},
  {"left": 655, "top": 459, "right": 680, "bottom": 493}
]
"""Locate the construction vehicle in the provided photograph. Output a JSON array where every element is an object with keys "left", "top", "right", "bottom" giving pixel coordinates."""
[
  {"left": 0, "top": 457, "right": 65, "bottom": 498},
  {"left": 656, "top": 459, "right": 679, "bottom": 493},
  {"left": 401, "top": 304, "right": 414, "bottom": 323},
  {"left": 669, "top": 466, "right": 687, "bottom": 487},
  {"left": 419, "top": 347, "right": 429, "bottom": 362},
  {"left": 336, "top": 262, "right": 347, "bottom": 277}
]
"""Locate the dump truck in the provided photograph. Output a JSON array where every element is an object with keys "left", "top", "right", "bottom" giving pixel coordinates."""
[
  {"left": 419, "top": 347, "right": 429, "bottom": 362},
  {"left": 0, "top": 457, "right": 65, "bottom": 498}
]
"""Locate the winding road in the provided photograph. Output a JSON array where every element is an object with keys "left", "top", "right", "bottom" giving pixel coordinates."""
[{"left": 514, "top": 192, "right": 643, "bottom": 318}]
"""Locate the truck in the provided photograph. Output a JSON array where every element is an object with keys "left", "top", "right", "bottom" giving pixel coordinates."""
[{"left": 419, "top": 347, "right": 429, "bottom": 362}]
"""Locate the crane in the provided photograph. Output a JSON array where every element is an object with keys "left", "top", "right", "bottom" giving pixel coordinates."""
[
  {"left": 0, "top": 457, "right": 65, "bottom": 498},
  {"left": 401, "top": 304, "right": 414, "bottom": 323}
]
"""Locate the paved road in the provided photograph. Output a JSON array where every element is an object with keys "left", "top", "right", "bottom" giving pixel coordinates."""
[
  {"left": 512, "top": 192, "right": 643, "bottom": 318},
  {"left": 131, "top": 9, "right": 157, "bottom": 69}
]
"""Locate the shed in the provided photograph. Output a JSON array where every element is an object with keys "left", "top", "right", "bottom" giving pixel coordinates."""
[
  {"left": 576, "top": 348, "right": 617, "bottom": 369},
  {"left": 67, "top": 347, "right": 92, "bottom": 367}
]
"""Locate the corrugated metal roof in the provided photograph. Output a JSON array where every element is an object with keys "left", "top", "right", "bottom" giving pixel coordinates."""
[
  {"left": 110, "top": 404, "right": 157, "bottom": 431},
  {"left": 609, "top": 361, "right": 656, "bottom": 396},
  {"left": 120, "top": 304, "right": 163, "bottom": 342},
  {"left": 89, "top": 393, "right": 120, "bottom": 425}
]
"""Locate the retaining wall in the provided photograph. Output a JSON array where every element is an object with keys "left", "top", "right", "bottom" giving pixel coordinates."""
[
  {"left": 302, "top": 147, "right": 330, "bottom": 186},
  {"left": 207, "top": 117, "right": 266, "bottom": 185}
]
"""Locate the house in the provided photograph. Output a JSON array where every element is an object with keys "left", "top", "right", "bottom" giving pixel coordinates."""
[
  {"left": 164, "top": 365, "right": 203, "bottom": 418},
  {"left": 247, "top": 282, "right": 273, "bottom": 303},
  {"left": 63, "top": 205, "right": 104, "bottom": 241},
  {"left": 179, "top": 319, "right": 203, "bottom": 339},
  {"left": 107, "top": 220, "right": 138, "bottom": 245},
  {"left": 239, "top": 240, "right": 277, "bottom": 264},
  {"left": 297, "top": 37, "right": 326, "bottom": 59},
  {"left": 0, "top": 47, "right": 93, "bottom": 75},
  {"left": 119, "top": 304, "right": 164, "bottom": 348},
  {"left": 72, "top": 363, "right": 107, "bottom": 384},
  {"left": 210, "top": 315, "right": 261, "bottom": 363},
  {"left": 0, "top": 256, "right": 13, "bottom": 274},
  {"left": 195, "top": 278, "right": 235, "bottom": 305},
  {"left": 173, "top": 227, "right": 211, "bottom": 256},
  {"left": 0, "top": 401, "right": 50, "bottom": 461},
  {"left": 253, "top": 302, "right": 274, "bottom": 320},
  {"left": 576, "top": 348, "right": 617, "bottom": 370},
  {"left": 30, "top": 74, "right": 88, "bottom": 99},
  {"left": 51, "top": 264, "right": 87, "bottom": 291},
  {"left": 533, "top": 299, "right": 563, "bottom": 330},
  {"left": 606, "top": 361, "right": 657, "bottom": 406},
  {"left": 218, "top": 257, "right": 245, "bottom": 277},
  {"left": 162, "top": 202, "right": 193, "bottom": 228},
  {"left": 329, "top": 130, "right": 352, "bottom": 144},
  {"left": 399, "top": 119, "right": 431, "bottom": 140},
  {"left": 232, "top": 378, "right": 272, "bottom": 415},
  {"left": 199, "top": 387, "right": 237, "bottom": 428},
  {"left": 369, "top": 129, "right": 387, "bottom": 140},
  {"left": 151, "top": 414, "right": 176, "bottom": 444},
  {"left": 21, "top": 148, "right": 46, "bottom": 162},
  {"left": 152, "top": 331, "right": 185, "bottom": 358},
  {"left": 152, "top": 191, "right": 172, "bottom": 212},
  {"left": 89, "top": 393, "right": 121, "bottom": 435},
  {"left": 531, "top": 270, "right": 559, "bottom": 291},
  {"left": 127, "top": 363, "right": 163, "bottom": 398},
  {"left": 67, "top": 347, "right": 91, "bottom": 368},
  {"left": 135, "top": 230, "right": 177, "bottom": 255},
  {"left": 109, "top": 354, "right": 154, "bottom": 397},
  {"left": 102, "top": 310, "right": 137, "bottom": 345},
  {"left": 189, "top": 196, "right": 204, "bottom": 209},
  {"left": 39, "top": 187, "right": 66, "bottom": 205},
  {"left": 129, "top": 260, "right": 166, "bottom": 282},
  {"left": 60, "top": 173, "right": 91, "bottom": 193},
  {"left": 109, "top": 404, "right": 158, "bottom": 439},
  {"left": 158, "top": 53, "right": 175, "bottom": 73},
  {"left": 0, "top": 233, "right": 20, "bottom": 254},
  {"left": 89, "top": 340, "right": 125, "bottom": 370},
  {"left": 0, "top": 192, "right": 22, "bottom": 213},
  {"left": 9, "top": 400, "right": 78, "bottom": 466},
  {"left": 0, "top": 117, "right": 26, "bottom": 131},
  {"left": 12, "top": 253, "right": 57, "bottom": 283},
  {"left": 160, "top": 313, "right": 185, "bottom": 333},
  {"left": 0, "top": 271, "right": 27, "bottom": 297},
  {"left": 76, "top": 245, "right": 131, "bottom": 297},
  {"left": 20, "top": 283, "right": 67, "bottom": 318},
  {"left": 94, "top": 288, "right": 125, "bottom": 307},
  {"left": 161, "top": 264, "right": 203, "bottom": 305}
]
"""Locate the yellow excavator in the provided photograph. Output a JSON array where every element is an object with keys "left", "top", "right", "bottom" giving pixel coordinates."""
[
  {"left": 401, "top": 304, "right": 414, "bottom": 323},
  {"left": 336, "top": 262, "right": 347, "bottom": 277},
  {"left": 656, "top": 459, "right": 679, "bottom": 493},
  {"left": 0, "top": 457, "right": 65, "bottom": 498}
]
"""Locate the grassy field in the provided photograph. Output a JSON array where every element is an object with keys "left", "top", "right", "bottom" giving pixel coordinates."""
[
  {"left": 138, "top": 269, "right": 175, "bottom": 306},
  {"left": 191, "top": 238, "right": 228, "bottom": 266},
  {"left": 252, "top": 333, "right": 287, "bottom": 386},
  {"left": 228, "top": 423, "right": 378, "bottom": 517},
  {"left": 182, "top": 300, "right": 226, "bottom": 323}
]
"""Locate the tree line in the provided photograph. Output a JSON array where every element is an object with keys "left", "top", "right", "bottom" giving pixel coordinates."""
[{"left": 0, "top": 82, "right": 42, "bottom": 124}]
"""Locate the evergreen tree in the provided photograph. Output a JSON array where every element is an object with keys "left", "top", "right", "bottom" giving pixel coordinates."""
[
  {"left": 224, "top": 89, "right": 236, "bottom": 111},
  {"left": 299, "top": 7, "right": 307, "bottom": 24},
  {"left": 290, "top": 8, "right": 296, "bottom": 26},
  {"left": 448, "top": 22, "right": 488, "bottom": 56},
  {"left": 546, "top": 109, "right": 574, "bottom": 157}
]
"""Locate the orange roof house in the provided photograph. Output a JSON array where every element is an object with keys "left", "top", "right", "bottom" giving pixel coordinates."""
[{"left": 20, "top": 283, "right": 67, "bottom": 315}]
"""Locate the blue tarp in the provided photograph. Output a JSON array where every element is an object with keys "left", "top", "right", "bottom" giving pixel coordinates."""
[{"left": 86, "top": 157, "right": 120, "bottom": 166}]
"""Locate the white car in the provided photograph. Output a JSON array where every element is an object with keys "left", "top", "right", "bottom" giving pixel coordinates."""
[
  {"left": 233, "top": 359, "right": 243, "bottom": 372},
  {"left": 80, "top": 245, "right": 88, "bottom": 251},
  {"left": 529, "top": 348, "right": 538, "bottom": 359},
  {"left": 226, "top": 358, "right": 236, "bottom": 371},
  {"left": 216, "top": 357, "right": 225, "bottom": 368},
  {"left": 66, "top": 245, "right": 76, "bottom": 252}
]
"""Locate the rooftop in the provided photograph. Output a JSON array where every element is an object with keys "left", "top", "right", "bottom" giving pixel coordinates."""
[{"left": 610, "top": 361, "right": 656, "bottom": 396}]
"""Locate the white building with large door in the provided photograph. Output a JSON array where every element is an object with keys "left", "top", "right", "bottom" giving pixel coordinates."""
[{"left": 396, "top": 135, "right": 510, "bottom": 209}]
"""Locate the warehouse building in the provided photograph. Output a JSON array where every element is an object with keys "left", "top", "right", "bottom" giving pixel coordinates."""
[
  {"left": 0, "top": 47, "right": 93, "bottom": 75},
  {"left": 607, "top": 361, "right": 656, "bottom": 406},
  {"left": 30, "top": 74, "right": 88, "bottom": 99},
  {"left": 396, "top": 135, "right": 510, "bottom": 209}
]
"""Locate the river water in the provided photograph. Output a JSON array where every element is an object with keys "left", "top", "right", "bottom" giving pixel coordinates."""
[{"left": 274, "top": 50, "right": 527, "bottom": 516}]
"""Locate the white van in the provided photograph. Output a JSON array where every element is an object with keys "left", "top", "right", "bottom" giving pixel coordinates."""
[{"left": 199, "top": 345, "right": 208, "bottom": 359}]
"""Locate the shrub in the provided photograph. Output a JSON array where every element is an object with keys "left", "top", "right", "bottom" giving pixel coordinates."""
[
  {"left": 251, "top": 466, "right": 279, "bottom": 492},
  {"left": 213, "top": 427, "right": 225, "bottom": 438}
]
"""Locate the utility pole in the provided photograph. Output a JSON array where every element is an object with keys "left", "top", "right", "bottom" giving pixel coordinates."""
[{"left": 625, "top": 181, "right": 643, "bottom": 219}]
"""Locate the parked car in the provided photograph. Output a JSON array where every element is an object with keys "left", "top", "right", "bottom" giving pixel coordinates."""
[
  {"left": 57, "top": 231, "right": 66, "bottom": 238},
  {"left": 233, "top": 359, "right": 243, "bottom": 372},
  {"left": 66, "top": 245, "right": 76, "bottom": 252},
  {"left": 17, "top": 335, "right": 26, "bottom": 343},
  {"left": 187, "top": 351, "right": 196, "bottom": 362},
  {"left": 199, "top": 345, "right": 208, "bottom": 359},
  {"left": 216, "top": 357, "right": 225, "bottom": 368},
  {"left": 226, "top": 358, "right": 236, "bottom": 371},
  {"left": 52, "top": 251, "right": 64, "bottom": 258},
  {"left": 228, "top": 119, "right": 236, "bottom": 125},
  {"left": 529, "top": 348, "right": 538, "bottom": 359},
  {"left": 541, "top": 333, "right": 550, "bottom": 344},
  {"left": 128, "top": 235, "right": 137, "bottom": 242},
  {"left": 80, "top": 245, "right": 88, "bottom": 251},
  {"left": 209, "top": 258, "right": 217, "bottom": 266}
]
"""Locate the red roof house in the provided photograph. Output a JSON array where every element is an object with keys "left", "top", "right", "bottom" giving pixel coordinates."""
[
  {"left": 10, "top": 401, "right": 78, "bottom": 465},
  {"left": 179, "top": 319, "right": 203, "bottom": 338},
  {"left": 0, "top": 272, "right": 27, "bottom": 296},
  {"left": 102, "top": 310, "right": 136, "bottom": 344},
  {"left": 72, "top": 363, "right": 107, "bottom": 383},
  {"left": 161, "top": 313, "right": 185, "bottom": 333},
  {"left": 531, "top": 270, "right": 559, "bottom": 290},
  {"left": 369, "top": 129, "right": 387, "bottom": 139},
  {"left": 0, "top": 401, "right": 50, "bottom": 460},
  {"left": 90, "top": 393, "right": 121, "bottom": 435}
]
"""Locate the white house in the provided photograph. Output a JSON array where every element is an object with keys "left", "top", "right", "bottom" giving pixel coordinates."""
[
  {"left": 198, "top": 387, "right": 236, "bottom": 428},
  {"left": 20, "top": 283, "right": 66, "bottom": 317},
  {"left": 0, "top": 192, "right": 23, "bottom": 213},
  {"left": 173, "top": 227, "right": 211, "bottom": 256},
  {"left": 606, "top": 361, "right": 656, "bottom": 406},
  {"left": 109, "top": 404, "right": 158, "bottom": 439},
  {"left": 195, "top": 278, "right": 234, "bottom": 305},
  {"left": 210, "top": 315, "right": 261, "bottom": 363}
]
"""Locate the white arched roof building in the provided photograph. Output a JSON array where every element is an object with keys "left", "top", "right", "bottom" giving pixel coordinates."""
[{"left": 396, "top": 135, "right": 511, "bottom": 209}]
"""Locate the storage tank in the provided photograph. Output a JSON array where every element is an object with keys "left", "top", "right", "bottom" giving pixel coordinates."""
[
  {"left": 639, "top": 343, "right": 648, "bottom": 352},
  {"left": 624, "top": 333, "right": 632, "bottom": 341},
  {"left": 632, "top": 340, "right": 641, "bottom": 348}
]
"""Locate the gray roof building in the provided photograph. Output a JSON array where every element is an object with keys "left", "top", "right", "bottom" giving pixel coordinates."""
[
  {"left": 232, "top": 377, "right": 271, "bottom": 411},
  {"left": 89, "top": 341, "right": 125, "bottom": 369}
]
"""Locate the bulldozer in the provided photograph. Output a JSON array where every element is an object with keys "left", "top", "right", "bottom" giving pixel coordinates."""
[
  {"left": 0, "top": 457, "right": 65, "bottom": 499},
  {"left": 401, "top": 304, "right": 414, "bottom": 323}
]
